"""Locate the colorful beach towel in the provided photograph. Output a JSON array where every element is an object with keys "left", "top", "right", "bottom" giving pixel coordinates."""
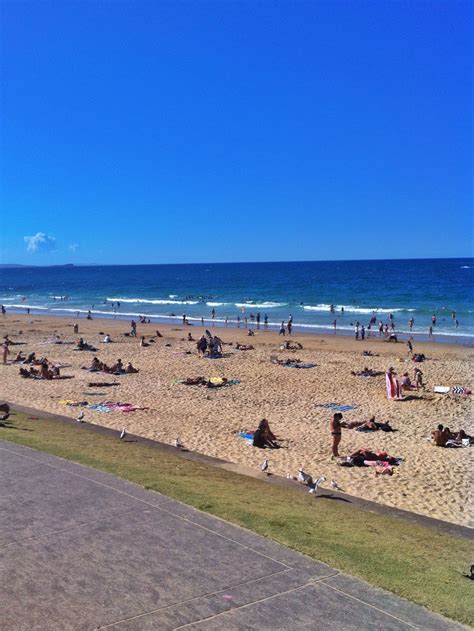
[
  {"left": 60, "top": 400, "right": 146, "bottom": 413},
  {"left": 385, "top": 372, "right": 402, "bottom": 400},
  {"left": 316, "top": 403, "right": 359, "bottom": 412}
]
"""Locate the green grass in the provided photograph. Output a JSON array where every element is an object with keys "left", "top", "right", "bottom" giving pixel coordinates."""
[{"left": 2, "top": 412, "right": 473, "bottom": 625}]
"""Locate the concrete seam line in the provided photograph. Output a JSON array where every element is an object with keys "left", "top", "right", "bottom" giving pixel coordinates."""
[
  {"left": 0, "top": 444, "right": 292, "bottom": 569},
  {"left": 318, "top": 581, "right": 419, "bottom": 629},
  {"left": 95, "top": 567, "right": 296, "bottom": 629},
  {"left": 0, "top": 506, "right": 147, "bottom": 550},
  {"left": 170, "top": 578, "right": 346, "bottom": 631}
]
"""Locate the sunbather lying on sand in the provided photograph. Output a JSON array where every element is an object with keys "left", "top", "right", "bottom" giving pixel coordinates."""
[
  {"left": 351, "top": 367, "right": 383, "bottom": 377},
  {"left": 355, "top": 416, "right": 395, "bottom": 432},
  {"left": 271, "top": 356, "right": 301, "bottom": 365},
  {"left": 182, "top": 376, "right": 208, "bottom": 386},
  {"left": 236, "top": 343, "right": 254, "bottom": 350}
]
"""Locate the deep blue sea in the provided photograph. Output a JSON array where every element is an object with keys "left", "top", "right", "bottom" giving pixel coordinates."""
[{"left": 0, "top": 259, "right": 472, "bottom": 343}]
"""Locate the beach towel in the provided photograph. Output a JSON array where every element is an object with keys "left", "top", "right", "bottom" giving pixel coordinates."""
[
  {"left": 433, "top": 386, "right": 450, "bottom": 394},
  {"left": 316, "top": 403, "right": 359, "bottom": 412},
  {"left": 385, "top": 373, "right": 402, "bottom": 400},
  {"left": 239, "top": 432, "right": 254, "bottom": 440},
  {"left": 283, "top": 363, "right": 317, "bottom": 369},
  {"left": 433, "top": 386, "right": 471, "bottom": 395},
  {"left": 87, "top": 402, "right": 147, "bottom": 413}
]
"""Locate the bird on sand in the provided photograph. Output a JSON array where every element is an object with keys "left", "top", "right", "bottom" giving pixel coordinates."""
[
  {"left": 261, "top": 459, "right": 269, "bottom": 472},
  {"left": 120, "top": 428, "right": 127, "bottom": 440}
]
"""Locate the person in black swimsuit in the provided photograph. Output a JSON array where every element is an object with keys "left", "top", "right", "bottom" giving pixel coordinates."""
[{"left": 330, "top": 412, "right": 344, "bottom": 458}]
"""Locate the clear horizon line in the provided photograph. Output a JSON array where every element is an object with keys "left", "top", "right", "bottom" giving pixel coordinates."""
[{"left": 1, "top": 255, "right": 473, "bottom": 268}]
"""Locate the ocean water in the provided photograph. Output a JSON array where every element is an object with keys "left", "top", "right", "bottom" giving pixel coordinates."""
[{"left": 0, "top": 259, "right": 472, "bottom": 343}]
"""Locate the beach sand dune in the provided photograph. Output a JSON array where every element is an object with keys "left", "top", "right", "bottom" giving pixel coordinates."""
[{"left": 1, "top": 315, "right": 472, "bottom": 526}]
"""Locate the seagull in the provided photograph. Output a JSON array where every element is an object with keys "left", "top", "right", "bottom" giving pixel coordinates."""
[
  {"left": 261, "top": 459, "right": 269, "bottom": 472},
  {"left": 174, "top": 437, "right": 183, "bottom": 449},
  {"left": 120, "top": 428, "right": 127, "bottom": 440},
  {"left": 331, "top": 478, "right": 341, "bottom": 491},
  {"left": 298, "top": 468, "right": 313, "bottom": 486},
  {"left": 76, "top": 411, "right": 85, "bottom": 423},
  {"left": 309, "top": 476, "right": 326, "bottom": 494},
  {"left": 0, "top": 413, "right": 10, "bottom": 423}
]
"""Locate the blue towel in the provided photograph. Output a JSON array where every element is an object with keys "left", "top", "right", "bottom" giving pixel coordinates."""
[{"left": 316, "top": 403, "right": 359, "bottom": 412}]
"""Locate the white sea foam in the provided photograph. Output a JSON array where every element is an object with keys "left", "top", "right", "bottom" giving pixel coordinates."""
[
  {"left": 234, "top": 302, "right": 287, "bottom": 309},
  {"left": 460, "top": 266, "right": 471, "bottom": 269},
  {"left": 9, "top": 304, "right": 49, "bottom": 310},
  {"left": 303, "top": 304, "right": 413, "bottom": 314},
  {"left": 106, "top": 297, "right": 199, "bottom": 305},
  {"left": 206, "top": 302, "right": 228, "bottom": 307}
]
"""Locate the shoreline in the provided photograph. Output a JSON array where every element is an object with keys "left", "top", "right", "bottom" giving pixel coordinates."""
[
  {"left": 1, "top": 312, "right": 473, "bottom": 526},
  {"left": 3, "top": 306, "right": 473, "bottom": 346}
]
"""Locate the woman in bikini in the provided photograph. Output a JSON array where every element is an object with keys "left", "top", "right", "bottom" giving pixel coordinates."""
[{"left": 330, "top": 412, "right": 344, "bottom": 457}]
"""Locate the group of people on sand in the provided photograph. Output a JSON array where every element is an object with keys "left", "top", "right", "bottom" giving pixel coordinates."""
[
  {"left": 19, "top": 358, "right": 61, "bottom": 380},
  {"left": 196, "top": 331, "right": 224, "bottom": 357},
  {"left": 432, "top": 425, "right": 472, "bottom": 448},
  {"left": 85, "top": 357, "right": 139, "bottom": 375}
]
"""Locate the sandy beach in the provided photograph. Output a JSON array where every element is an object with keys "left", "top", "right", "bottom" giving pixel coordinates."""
[{"left": 1, "top": 313, "right": 473, "bottom": 527}]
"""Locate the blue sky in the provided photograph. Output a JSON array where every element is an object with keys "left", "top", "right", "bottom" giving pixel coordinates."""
[{"left": 0, "top": 0, "right": 471, "bottom": 265}]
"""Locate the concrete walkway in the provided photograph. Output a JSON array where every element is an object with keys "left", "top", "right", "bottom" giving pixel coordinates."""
[{"left": 0, "top": 440, "right": 465, "bottom": 630}]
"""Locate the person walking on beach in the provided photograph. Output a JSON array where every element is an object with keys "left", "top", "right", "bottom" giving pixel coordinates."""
[
  {"left": 264, "top": 314, "right": 268, "bottom": 329},
  {"left": 361, "top": 325, "right": 365, "bottom": 340},
  {"left": 211, "top": 308, "right": 215, "bottom": 320},
  {"left": 130, "top": 320, "right": 137, "bottom": 336},
  {"left": 287, "top": 319, "right": 292, "bottom": 335},
  {"left": 279, "top": 321, "right": 285, "bottom": 336},
  {"left": 333, "top": 319, "right": 337, "bottom": 334},
  {"left": 331, "top": 412, "right": 344, "bottom": 458},
  {"left": 379, "top": 321, "right": 383, "bottom": 336},
  {"left": 428, "top": 325, "right": 433, "bottom": 338},
  {"left": 354, "top": 322, "right": 359, "bottom": 340},
  {"left": 256, "top": 312, "right": 261, "bottom": 328},
  {"left": 1, "top": 305, "right": 5, "bottom": 315},
  {"left": 408, "top": 317, "right": 414, "bottom": 331}
]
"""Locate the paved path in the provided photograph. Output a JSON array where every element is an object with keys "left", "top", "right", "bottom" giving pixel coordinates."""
[{"left": 0, "top": 440, "right": 465, "bottom": 630}]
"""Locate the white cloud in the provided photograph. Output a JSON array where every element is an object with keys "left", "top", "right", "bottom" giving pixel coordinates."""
[
  {"left": 24, "top": 232, "right": 56, "bottom": 253},
  {"left": 68, "top": 243, "right": 79, "bottom": 252}
]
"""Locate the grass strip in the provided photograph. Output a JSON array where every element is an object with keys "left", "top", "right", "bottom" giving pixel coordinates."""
[{"left": 2, "top": 412, "right": 473, "bottom": 625}]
